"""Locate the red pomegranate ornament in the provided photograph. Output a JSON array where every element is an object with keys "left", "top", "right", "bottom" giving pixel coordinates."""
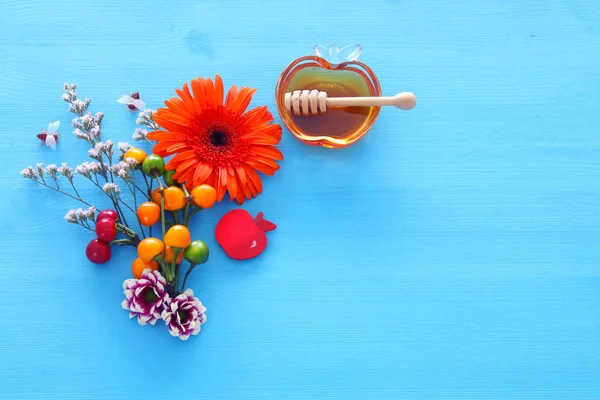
[{"left": 215, "top": 210, "right": 276, "bottom": 260}]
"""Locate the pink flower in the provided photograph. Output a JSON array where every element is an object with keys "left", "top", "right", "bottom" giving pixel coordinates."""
[
  {"left": 161, "top": 289, "right": 207, "bottom": 340},
  {"left": 122, "top": 269, "right": 170, "bottom": 326}
]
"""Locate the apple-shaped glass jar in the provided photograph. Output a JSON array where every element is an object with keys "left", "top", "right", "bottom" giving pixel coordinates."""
[{"left": 275, "top": 44, "right": 382, "bottom": 148}]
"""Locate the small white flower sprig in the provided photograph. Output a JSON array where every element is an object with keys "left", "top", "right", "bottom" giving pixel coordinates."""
[{"left": 21, "top": 84, "right": 161, "bottom": 263}]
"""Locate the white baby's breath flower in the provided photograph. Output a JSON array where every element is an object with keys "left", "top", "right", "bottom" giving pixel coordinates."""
[
  {"left": 89, "top": 162, "right": 103, "bottom": 174},
  {"left": 21, "top": 166, "right": 37, "bottom": 179},
  {"left": 83, "top": 206, "right": 96, "bottom": 221},
  {"left": 73, "top": 128, "right": 89, "bottom": 140},
  {"left": 118, "top": 142, "right": 131, "bottom": 153},
  {"left": 105, "top": 140, "right": 114, "bottom": 158},
  {"left": 89, "top": 126, "right": 101, "bottom": 139},
  {"left": 58, "top": 163, "right": 74, "bottom": 181},
  {"left": 36, "top": 163, "right": 44, "bottom": 178},
  {"left": 75, "top": 208, "right": 86, "bottom": 222},
  {"left": 73, "top": 100, "right": 87, "bottom": 114},
  {"left": 45, "top": 164, "right": 58, "bottom": 178},
  {"left": 103, "top": 183, "right": 120, "bottom": 196},
  {"left": 64, "top": 210, "right": 78, "bottom": 223},
  {"left": 88, "top": 148, "right": 101, "bottom": 159},
  {"left": 124, "top": 158, "right": 138, "bottom": 169},
  {"left": 94, "top": 142, "right": 106, "bottom": 153},
  {"left": 132, "top": 128, "right": 148, "bottom": 141},
  {"left": 75, "top": 162, "right": 92, "bottom": 178},
  {"left": 81, "top": 113, "right": 93, "bottom": 128},
  {"left": 117, "top": 169, "right": 130, "bottom": 180}
]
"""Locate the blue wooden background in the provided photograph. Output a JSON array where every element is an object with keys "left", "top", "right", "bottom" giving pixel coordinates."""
[{"left": 1, "top": 0, "right": 599, "bottom": 399}]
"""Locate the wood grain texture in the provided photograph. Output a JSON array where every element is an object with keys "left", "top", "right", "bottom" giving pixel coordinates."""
[{"left": 1, "top": 0, "right": 600, "bottom": 399}]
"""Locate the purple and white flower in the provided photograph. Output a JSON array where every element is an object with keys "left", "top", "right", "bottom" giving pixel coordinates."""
[
  {"left": 122, "top": 269, "right": 170, "bottom": 326},
  {"left": 161, "top": 289, "right": 207, "bottom": 340}
]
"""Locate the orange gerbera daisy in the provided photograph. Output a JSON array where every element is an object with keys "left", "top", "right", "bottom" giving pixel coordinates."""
[{"left": 147, "top": 76, "right": 283, "bottom": 204}]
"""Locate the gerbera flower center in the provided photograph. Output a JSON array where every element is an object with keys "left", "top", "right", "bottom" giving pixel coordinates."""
[{"left": 209, "top": 129, "right": 229, "bottom": 147}]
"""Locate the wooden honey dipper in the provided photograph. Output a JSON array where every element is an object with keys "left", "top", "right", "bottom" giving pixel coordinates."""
[{"left": 284, "top": 89, "right": 416, "bottom": 116}]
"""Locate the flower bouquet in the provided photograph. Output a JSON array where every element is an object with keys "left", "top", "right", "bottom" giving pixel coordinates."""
[{"left": 21, "top": 76, "right": 283, "bottom": 340}]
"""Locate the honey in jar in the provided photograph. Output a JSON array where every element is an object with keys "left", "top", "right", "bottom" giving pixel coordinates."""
[{"left": 275, "top": 45, "right": 382, "bottom": 148}]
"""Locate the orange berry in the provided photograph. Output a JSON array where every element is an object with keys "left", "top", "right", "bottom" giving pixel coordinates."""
[
  {"left": 151, "top": 186, "right": 186, "bottom": 211},
  {"left": 164, "top": 245, "right": 184, "bottom": 264},
  {"left": 163, "top": 224, "right": 191, "bottom": 249},
  {"left": 151, "top": 188, "right": 161, "bottom": 204},
  {"left": 137, "top": 237, "right": 165, "bottom": 262},
  {"left": 191, "top": 184, "right": 217, "bottom": 209},
  {"left": 131, "top": 257, "right": 159, "bottom": 279},
  {"left": 123, "top": 148, "right": 147, "bottom": 164},
  {"left": 137, "top": 202, "right": 160, "bottom": 226}
]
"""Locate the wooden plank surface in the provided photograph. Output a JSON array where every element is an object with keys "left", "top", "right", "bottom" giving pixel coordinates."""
[{"left": 1, "top": 0, "right": 599, "bottom": 398}]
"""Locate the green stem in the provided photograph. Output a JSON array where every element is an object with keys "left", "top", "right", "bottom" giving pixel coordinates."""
[
  {"left": 109, "top": 238, "right": 134, "bottom": 246},
  {"left": 181, "top": 185, "right": 193, "bottom": 224},
  {"left": 116, "top": 222, "right": 137, "bottom": 238},
  {"left": 170, "top": 211, "right": 180, "bottom": 225},
  {"left": 180, "top": 263, "right": 197, "bottom": 292},
  {"left": 112, "top": 196, "right": 130, "bottom": 227},
  {"left": 32, "top": 179, "right": 93, "bottom": 207},
  {"left": 126, "top": 182, "right": 146, "bottom": 239},
  {"left": 157, "top": 177, "right": 166, "bottom": 240},
  {"left": 75, "top": 222, "right": 95, "bottom": 232},
  {"left": 185, "top": 207, "right": 201, "bottom": 225},
  {"left": 154, "top": 256, "right": 171, "bottom": 281},
  {"left": 171, "top": 248, "right": 182, "bottom": 287},
  {"left": 69, "top": 180, "right": 82, "bottom": 198},
  {"left": 104, "top": 150, "right": 115, "bottom": 183}
]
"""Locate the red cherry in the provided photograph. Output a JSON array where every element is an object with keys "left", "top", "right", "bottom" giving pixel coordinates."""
[
  {"left": 96, "top": 218, "right": 117, "bottom": 242},
  {"left": 86, "top": 238, "right": 111, "bottom": 264},
  {"left": 96, "top": 209, "right": 118, "bottom": 223}
]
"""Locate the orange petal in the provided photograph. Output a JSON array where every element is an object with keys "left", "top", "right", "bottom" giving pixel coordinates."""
[
  {"left": 253, "top": 155, "right": 280, "bottom": 169},
  {"left": 193, "top": 162, "right": 212, "bottom": 183},
  {"left": 225, "top": 85, "right": 238, "bottom": 107},
  {"left": 229, "top": 87, "right": 257, "bottom": 115},
  {"left": 153, "top": 113, "right": 190, "bottom": 133},
  {"left": 146, "top": 131, "right": 187, "bottom": 142},
  {"left": 243, "top": 106, "right": 273, "bottom": 126},
  {"left": 237, "top": 173, "right": 252, "bottom": 199},
  {"left": 175, "top": 83, "right": 195, "bottom": 110},
  {"left": 219, "top": 167, "right": 228, "bottom": 187},
  {"left": 177, "top": 158, "right": 198, "bottom": 173},
  {"left": 165, "top": 150, "right": 196, "bottom": 169},
  {"left": 235, "top": 176, "right": 246, "bottom": 204},
  {"left": 246, "top": 159, "right": 278, "bottom": 175},
  {"left": 244, "top": 166, "right": 263, "bottom": 193},
  {"left": 226, "top": 173, "right": 238, "bottom": 200},
  {"left": 234, "top": 165, "right": 247, "bottom": 184},
  {"left": 250, "top": 145, "right": 283, "bottom": 160},
  {"left": 214, "top": 75, "right": 224, "bottom": 106},
  {"left": 166, "top": 142, "right": 190, "bottom": 153},
  {"left": 153, "top": 141, "right": 180, "bottom": 156},
  {"left": 204, "top": 77, "right": 216, "bottom": 108},
  {"left": 165, "top": 98, "right": 192, "bottom": 118},
  {"left": 191, "top": 77, "right": 207, "bottom": 109}
]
